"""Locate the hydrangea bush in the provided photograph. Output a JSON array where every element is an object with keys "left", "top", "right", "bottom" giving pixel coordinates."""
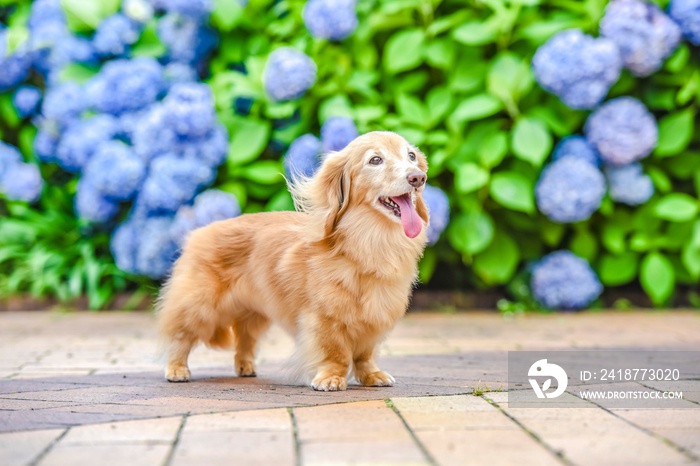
[{"left": 1, "top": 0, "right": 700, "bottom": 310}]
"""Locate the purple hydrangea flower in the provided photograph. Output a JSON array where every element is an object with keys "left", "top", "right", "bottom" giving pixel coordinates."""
[
  {"left": 13, "top": 86, "right": 42, "bottom": 118},
  {"left": 604, "top": 162, "right": 654, "bottom": 206},
  {"left": 284, "top": 134, "right": 322, "bottom": 181},
  {"left": 422, "top": 185, "right": 450, "bottom": 245},
  {"left": 669, "top": 0, "right": 700, "bottom": 45},
  {"left": 171, "top": 189, "right": 241, "bottom": 245},
  {"left": 600, "top": 0, "right": 681, "bottom": 77},
  {"left": 531, "top": 250, "right": 603, "bottom": 309},
  {"left": 264, "top": 48, "right": 317, "bottom": 101},
  {"left": 176, "top": 124, "right": 229, "bottom": 167},
  {"left": 87, "top": 58, "right": 165, "bottom": 115},
  {"left": 1, "top": 162, "right": 43, "bottom": 203},
  {"left": 535, "top": 157, "right": 607, "bottom": 223},
  {"left": 41, "top": 83, "right": 87, "bottom": 128},
  {"left": 321, "top": 116, "right": 358, "bottom": 152},
  {"left": 55, "top": 115, "right": 120, "bottom": 172},
  {"left": 138, "top": 155, "right": 216, "bottom": 215},
  {"left": 74, "top": 179, "right": 120, "bottom": 223},
  {"left": 157, "top": 14, "right": 217, "bottom": 65},
  {"left": 93, "top": 14, "right": 142, "bottom": 57},
  {"left": 303, "top": 0, "right": 358, "bottom": 40},
  {"left": 0, "top": 142, "right": 23, "bottom": 175},
  {"left": 0, "top": 27, "right": 32, "bottom": 92},
  {"left": 82, "top": 142, "right": 146, "bottom": 202},
  {"left": 162, "top": 82, "right": 215, "bottom": 138},
  {"left": 585, "top": 97, "right": 658, "bottom": 166},
  {"left": 532, "top": 29, "right": 622, "bottom": 110},
  {"left": 552, "top": 136, "right": 600, "bottom": 167}
]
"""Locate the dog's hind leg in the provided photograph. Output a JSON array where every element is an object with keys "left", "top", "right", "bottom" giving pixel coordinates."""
[
  {"left": 233, "top": 312, "right": 271, "bottom": 377},
  {"left": 165, "top": 336, "right": 195, "bottom": 382}
]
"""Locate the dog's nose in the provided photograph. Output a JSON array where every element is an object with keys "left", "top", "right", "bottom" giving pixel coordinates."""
[{"left": 407, "top": 171, "right": 426, "bottom": 188}]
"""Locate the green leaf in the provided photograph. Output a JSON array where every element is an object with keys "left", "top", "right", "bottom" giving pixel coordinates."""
[
  {"left": 487, "top": 52, "right": 533, "bottom": 106},
  {"left": 239, "top": 161, "right": 283, "bottom": 185},
  {"left": 448, "top": 94, "right": 502, "bottom": 130},
  {"left": 131, "top": 19, "right": 167, "bottom": 58},
  {"left": 423, "top": 39, "right": 455, "bottom": 70},
  {"left": 396, "top": 93, "right": 429, "bottom": 128},
  {"left": 478, "top": 131, "right": 508, "bottom": 168},
  {"left": 265, "top": 189, "right": 294, "bottom": 212},
  {"left": 60, "top": 63, "right": 99, "bottom": 83},
  {"left": 6, "top": 24, "right": 29, "bottom": 54},
  {"left": 211, "top": 0, "right": 244, "bottom": 31},
  {"left": 447, "top": 211, "right": 494, "bottom": 255},
  {"left": 654, "top": 108, "right": 695, "bottom": 157},
  {"left": 681, "top": 220, "right": 700, "bottom": 279},
  {"left": 419, "top": 248, "right": 438, "bottom": 282},
  {"left": 61, "top": 0, "right": 119, "bottom": 33},
  {"left": 598, "top": 252, "right": 638, "bottom": 286},
  {"left": 426, "top": 87, "right": 452, "bottom": 127},
  {"left": 640, "top": 252, "right": 675, "bottom": 306},
  {"left": 601, "top": 222, "right": 627, "bottom": 254},
  {"left": 383, "top": 29, "right": 425, "bottom": 74},
  {"left": 319, "top": 94, "right": 354, "bottom": 121},
  {"left": 227, "top": 118, "right": 271, "bottom": 167},
  {"left": 0, "top": 94, "right": 20, "bottom": 128},
  {"left": 452, "top": 20, "right": 498, "bottom": 46},
  {"left": 473, "top": 230, "right": 520, "bottom": 284},
  {"left": 570, "top": 228, "right": 598, "bottom": 262},
  {"left": 654, "top": 194, "right": 699, "bottom": 222},
  {"left": 511, "top": 117, "right": 552, "bottom": 167},
  {"left": 489, "top": 171, "right": 535, "bottom": 214},
  {"left": 455, "top": 163, "right": 489, "bottom": 194}
]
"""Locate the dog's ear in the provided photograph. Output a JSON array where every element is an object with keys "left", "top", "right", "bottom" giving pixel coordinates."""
[
  {"left": 316, "top": 153, "right": 352, "bottom": 237},
  {"left": 416, "top": 194, "right": 429, "bottom": 225}
]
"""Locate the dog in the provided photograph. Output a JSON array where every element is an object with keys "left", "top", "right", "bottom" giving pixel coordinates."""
[{"left": 157, "top": 131, "right": 429, "bottom": 391}]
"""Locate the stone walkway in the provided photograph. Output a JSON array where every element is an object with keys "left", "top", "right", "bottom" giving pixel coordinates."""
[{"left": 0, "top": 310, "right": 698, "bottom": 465}]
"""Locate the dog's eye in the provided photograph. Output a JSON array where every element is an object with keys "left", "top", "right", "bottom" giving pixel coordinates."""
[
  {"left": 408, "top": 151, "right": 416, "bottom": 161},
  {"left": 369, "top": 156, "right": 383, "bottom": 165}
]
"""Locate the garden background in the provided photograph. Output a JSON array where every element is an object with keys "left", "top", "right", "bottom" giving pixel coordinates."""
[{"left": 1, "top": 0, "right": 698, "bottom": 311}]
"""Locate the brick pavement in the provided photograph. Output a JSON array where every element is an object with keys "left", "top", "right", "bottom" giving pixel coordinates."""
[{"left": 0, "top": 310, "right": 698, "bottom": 465}]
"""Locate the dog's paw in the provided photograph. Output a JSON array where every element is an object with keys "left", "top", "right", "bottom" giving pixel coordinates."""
[
  {"left": 166, "top": 366, "right": 191, "bottom": 383},
  {"left": 359, "top": 370, "right": 395, "bottom": 387},
  {"left": 311, "top": 375, "right": 347, "bottom": 391},
  {"left": 235, "top": 359, "right": 257, "bottom": 377}
]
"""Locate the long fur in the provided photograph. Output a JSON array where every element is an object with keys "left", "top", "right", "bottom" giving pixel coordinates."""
[{"left": 157, "top": 131, "right": 430, "bottom": 390}]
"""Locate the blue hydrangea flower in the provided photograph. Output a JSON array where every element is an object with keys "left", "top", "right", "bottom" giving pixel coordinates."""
[
  {"left": 33, "top": 129, "right": 59, "bottom": 163},
  {"left": 131, "top": 104, "right": 178, "bottom": 161},
  {"left": 123, "top": 0, "right": 155, "bottom": 23},
  {"left": 176, "top": 124, "right": 229, "bottom": 167},
  {"left": 87, "top": 58, "right": 165, "bottom": 115},
  {"left": 157, "top": 14, "right": 217, "bottom": 65},
  {"left": 321, "top": 116, "right": 358, "bottom": 152},
  {"left": 303, "top": 0, "right": 358, "bottom": 40},
  {"left": 284, "top": 134, "right": 322, "bottom": 181},
  {"left": 41, "top": 83, "right": 87, "bottom": 128},
  {"left": 422, "top": 185, "right": 450, "bottom": 245},
  {"left": 0, "top": 27, "right": 32, "bottom": 92},
  {"left": 1, "top": 162, "right": 43, "bottom": 203},
  {"left": 74, "top": 179, "right": 120, "bottom": 223},
  {"left": 152, "top": 0, "right": 214, "bottom": 18},
  {"left": 532, "top": 29, "right": 622, "bottom": 110},
  {"left": 13, "top": 86, "right": 42, "bottom": 118},
  {"left": 111, "top": 216, "right": 179, "bottom": 278},
  {"left": 264, "top": 47, "right": 317, "bottom": 101},
  {"left": 82, "top": 142, "right": 146, "bottom": 202},
  {"left": 600, "top": 0, "right": 681, "bottom": 77},
  {"left": 171, "top": 189, "right": 241, "bottom": 245},
  {"left": 138, "top": 155, "right": 216, "bottom": 214},
  {"left": 162, "top": 82, "right": 215, "bottom": 138},
  {"left": 531, "top": 250, "right": 603, "bottom": 310},
  {"left": 585, "top": 97, "right": 658, "bottom": 166},
  {"left": 34, "top": 35, "right": 97, "bottom": 82},
  {"left": 552, "top": 136, "right": 600, "bottom": 167},
  {"left": 93, "top": 14, "right": 142, "bottom": 57},
  {"left": 669, "top": 0, "right": 700, "bottom": 45},
  {"left": 604, "top": 162, "right": 654, "bottom": 206},
  {"left": 535, "top": 157, "right": 607, "bottom": 223},
  {"left": 56, "top": 115, "right": 120, "bottom": 172},
  {"left": 164, "top": 62, "right": 198, "bottom": 87},
  {"left": 0, "top": 142, "right": 23, "bottom": 176}
]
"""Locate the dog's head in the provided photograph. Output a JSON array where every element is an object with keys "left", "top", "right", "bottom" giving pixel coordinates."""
[{"left": 293, "top": 131, "right": 429, "bottom": 240}]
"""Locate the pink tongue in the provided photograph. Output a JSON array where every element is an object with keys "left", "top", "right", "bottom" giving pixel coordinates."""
[{"left": 391, "top": 194, "right": 422, "bottom": 238}]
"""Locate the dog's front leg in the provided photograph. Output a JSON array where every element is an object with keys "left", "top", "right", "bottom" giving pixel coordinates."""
[
  {"left": 353, "top": 347, "right": 395, "bottom": 387},
  {"left": 309, "top": 328, "right": 352, "bottom": 392}
]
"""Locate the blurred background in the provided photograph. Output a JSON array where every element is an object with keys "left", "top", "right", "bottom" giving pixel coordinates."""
[{"left": 0, "top": 0, "right": 697, "bottom": 312}]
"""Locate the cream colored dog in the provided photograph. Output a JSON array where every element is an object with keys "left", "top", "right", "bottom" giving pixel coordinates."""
[{"left": 157, "top": 131, "right": 429, "bottom": 391}]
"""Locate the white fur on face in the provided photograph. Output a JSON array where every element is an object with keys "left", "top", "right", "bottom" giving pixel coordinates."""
[{"left": 358, "top": 144, "right": 425, "bottom": 206}]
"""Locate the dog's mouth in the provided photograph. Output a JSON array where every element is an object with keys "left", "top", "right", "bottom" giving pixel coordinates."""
[{"left": 377, "top": 193, "right": 422, "bottom": 239}]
